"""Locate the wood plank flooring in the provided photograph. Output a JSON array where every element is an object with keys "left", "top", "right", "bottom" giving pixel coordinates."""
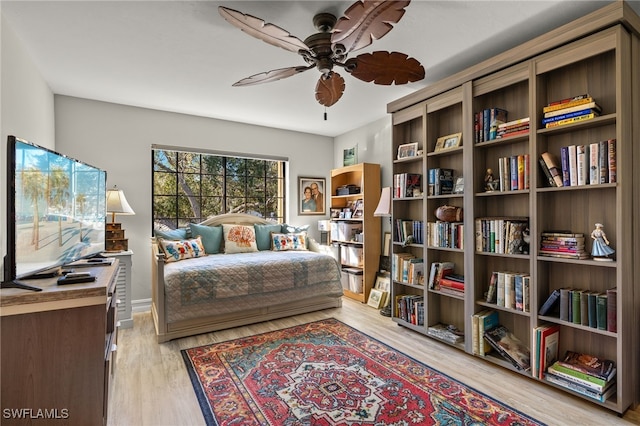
[{"left": 108, "top": 297, "right": 640, "bottom": 425}]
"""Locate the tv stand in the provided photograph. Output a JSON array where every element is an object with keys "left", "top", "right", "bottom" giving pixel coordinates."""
[{"left": 0, "top": 280, "right": 42, "bottom": 292}]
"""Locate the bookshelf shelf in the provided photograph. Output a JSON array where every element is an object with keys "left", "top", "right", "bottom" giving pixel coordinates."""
[{"left": 388, "top": 3, "right": 639, "bottom": 414}]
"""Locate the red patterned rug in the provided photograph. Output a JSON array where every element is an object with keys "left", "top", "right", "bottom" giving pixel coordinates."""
[{"left": 182, "top": 318, "right": 544, "bottom": 425}]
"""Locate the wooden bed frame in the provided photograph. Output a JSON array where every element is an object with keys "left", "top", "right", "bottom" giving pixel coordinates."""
[{"left": 151, "top": 213, "right": 343, "bottom": 343}]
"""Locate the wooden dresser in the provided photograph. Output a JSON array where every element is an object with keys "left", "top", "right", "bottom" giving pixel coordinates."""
[{"left": 0, "top": 261, "right": 119, "bottom": 425}]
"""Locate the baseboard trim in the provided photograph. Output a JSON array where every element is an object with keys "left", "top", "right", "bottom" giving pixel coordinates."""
[{"left": 132, "top": 298, "right": 152, "bottom": 313}]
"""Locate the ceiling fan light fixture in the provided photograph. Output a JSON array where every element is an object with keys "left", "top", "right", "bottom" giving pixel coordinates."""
[{"left": 218, "top": 1, "right": 425, "bottom": 108}]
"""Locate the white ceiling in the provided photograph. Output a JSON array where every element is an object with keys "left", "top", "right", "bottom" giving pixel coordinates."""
[{"left": 2, "top": 1, "right": 626, "bottom": 137}]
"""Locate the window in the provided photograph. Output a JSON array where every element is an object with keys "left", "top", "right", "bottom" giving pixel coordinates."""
[{"left": 152, "top": 147, "right": 286, "bottom": 230}]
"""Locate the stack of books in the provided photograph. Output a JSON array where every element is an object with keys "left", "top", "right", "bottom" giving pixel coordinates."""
[
  {"left": 427, "top": 323, "right": 464, "bottom": 345},
  {"left": 542, "top": 94, "right": 601, "bottom": 128},
  {"left": 538, "top": 231, "right": 589, "bottom": 259},
  {"left": 496, "top": 117, "right": 530, "bottom": 139},
  {"left": 483, "top": 324, "right": 531, "bottom": 371},
  {"left": 546, "top": 351, "right": 616, "bottom": 402},
  {"left": 438, "top": 273, "right": 464, "bottom": 297}
]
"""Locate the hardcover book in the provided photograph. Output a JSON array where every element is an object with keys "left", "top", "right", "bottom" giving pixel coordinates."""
[
  {"left": 539, "top": 289, "right": 560, "bottom": 316},
  {"left": 541, "top": 151, "right": 563, "bottom": 187},
  {"left": 606, "top": 287, "right": 617, "bottom": 333},
  {"left": 484, "top": 324, "right": 531, "bottom": 371},
  {"left": 538, "top": 324, "right": 561, "bottom": 379},
  {"left": 556, "top": 350, "right": 616, "bottom": 382}
]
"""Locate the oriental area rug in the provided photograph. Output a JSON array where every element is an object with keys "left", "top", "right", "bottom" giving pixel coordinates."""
[{"left": 181, "top": 318, "right": 544, "bottom": 426}]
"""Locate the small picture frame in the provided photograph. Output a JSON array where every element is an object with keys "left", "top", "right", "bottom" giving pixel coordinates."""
[
  {"left": 330, "top": 208, "right": 341, "bottom": 219},
  {"left": 298, "top": 177, "right": 325, "bottom": 215},
  {"left": 367, "top": 288, "right": 386, "bottom": 309},
  {"left": 453, "top": 176, "right": 464, "bottom": 194},
  {"left": 352, "top": 199, "right": 364, "bottom": 218},
  {"left": 434, "top": 132, "right": 462, "bottom": 152},
  {"left": 374, "top": 272, "right": 391, "bottom": 292},
  {"left": 397, "top": 142, "right": 419, "bottom": 159},
  {"left": 343, "top": 146, "right": 357, "bottom": 166}
]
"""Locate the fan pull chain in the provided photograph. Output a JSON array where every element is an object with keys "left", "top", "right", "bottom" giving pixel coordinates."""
[{"left": 324, "top": 107, "right": 327, "bottom": 121}]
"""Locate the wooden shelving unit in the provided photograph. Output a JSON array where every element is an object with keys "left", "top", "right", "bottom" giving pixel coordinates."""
[
  {"left": 388, "top": 2, "right": 639, "bottom": 414},
  {"left": 330, "top": 163, "right": 381, "bottom": 303}
]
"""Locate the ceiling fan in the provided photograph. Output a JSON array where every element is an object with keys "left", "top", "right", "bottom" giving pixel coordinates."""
[{"left": 218, "top": 1, "right": 425, "bottom": 108}]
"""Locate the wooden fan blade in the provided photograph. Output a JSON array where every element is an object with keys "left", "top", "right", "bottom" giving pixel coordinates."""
[
  {"left": 331, "top": 0, "right": 411, "bottom": 53},
  {"left": 233, "top": 66, "right": 313, "bottom": 87},
  {"left": 345, "top": 51, "right": 425, "bottom": 85},
  {"left": 315, "top": 73, "right": 346, "bottom": 107},
  {"left": 219, "top": 6, "right": 309, "bottom": 54}
]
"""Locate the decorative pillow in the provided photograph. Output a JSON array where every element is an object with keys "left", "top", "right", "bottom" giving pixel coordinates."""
[
  {"left": 222, "top": 224, "right": 258, "bottom": 254},
  {"left": 281, "top": 223, "right": 310, "bottom": 248},
  {"left": 155, "top": 227, "right": 188, "bottom": 240},
  {"left": 158, "top": 236, "right": 206, "bottom": 263},
  {"left": 271, "top": 232, "right": 308, "bottom": 251},
  {"left": 189, "top": 223, "right": 223, "bottom": 254},
  {"left": 254, "top": 223, "right": 283, "bottom": 251}
]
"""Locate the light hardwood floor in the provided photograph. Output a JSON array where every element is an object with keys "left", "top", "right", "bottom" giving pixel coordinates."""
[{"left": 108, "top": 298, "right": 639, "bottom": 425}]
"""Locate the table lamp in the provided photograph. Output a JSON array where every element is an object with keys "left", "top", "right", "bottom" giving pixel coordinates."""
[{"left": 105, "top": 185, "right": 135, "bottom": 252}]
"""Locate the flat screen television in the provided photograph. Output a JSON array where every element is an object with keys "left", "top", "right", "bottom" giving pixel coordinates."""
[{"left": 2, "top": 135, "right": 107, "bottom": 291}]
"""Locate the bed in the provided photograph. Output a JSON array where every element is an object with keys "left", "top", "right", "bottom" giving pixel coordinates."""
[{"left": 151, "top": 213, "right": 343, "bottom": 342}]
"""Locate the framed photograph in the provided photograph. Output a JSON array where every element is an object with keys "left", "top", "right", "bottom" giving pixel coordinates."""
[
  {"left": 298, "top": 177, "right": 325, "bottom": 215},
  {"left": 352, "top": 199, "right": 364, "bottom": 218},
  {"left": 435, "top": 132, "right": 462, "bottom": 152},
  {"left": 453, "top": 176, "right": 464, "bottom": 194},
  {"left": 367, "top": 288, "right": 386, "bottom": 309},
  {"left": 383, "top": 232, "right": 391, "bottom": 256},
  {"left": 397, "top": 142, "right": 419, "bottom": 159},
  {"left": 374, "top": 272, "right": 391, "bottom": 292},
  {"left": 343, "top": 146, "right": 357, "bottom": 166},
  {"left": 330, "top": 208, "right": 341, "bottom": 219}
]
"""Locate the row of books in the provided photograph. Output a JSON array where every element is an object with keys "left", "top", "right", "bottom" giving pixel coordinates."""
[
  {"left": 542, "top": 95, "right": 601, "bottom": 128},
  {"left": 532, "top": 323, "right": 560, "bottom": 379},
  {"left": 483, "top": 324, "right": 531, "bottom": 371},
  {"left": 538, "top": 231, "right": 589, "bottom": 260},
  {"left": 539, "top": 139, "right": 616, "bottom": 188},
  {"left": 394, "top": 219, "right": 424, "bottom": 245},
  {"left": 474, "top": 217, "right": 529, "bottom": 254},
  {"left": 545, "top": 351, "right": 616, "bottom": 402},
  {"left": 474, "top": 107, "right": 507, "bottom": 143},
  {"left": 471, "top": 309, "right": 499, "bottom": 356},
  {"left": 427, "top": 168, "right": 454, "bottom": 196},
  {"left": 485, "top": 271, "right": 530, "bottom": 312},
  {"left": 538, "top": 286, "right": 617, "bottom": 332},
  {"left": 392, "top": 253, "right": 424, "bottom": 285},
  {"left": 494, "top": 154, "right": 530, "bottom": 192},
  {"left": 426, "top": 221, "right": 464, "bottom": 249},
  {"left": 427, "top": 323, "right": 464, "bottom": 345},
  {"left": 393, "top": 173, "right": 422, "bottom": 198},
  {"left": 496, "top": 117, "right": 530, "bottom": 139},
  {"left": 395, "top": 294, "right": 424, "bottom": 325}
]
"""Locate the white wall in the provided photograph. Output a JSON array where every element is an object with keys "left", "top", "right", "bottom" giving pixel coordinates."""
[
  {"left": 0, "top": 12, "right": 55, "bottom": 282},
  {"left": 54, "top": 96, "right": 334, "bottom": 301},
  {"left": 333, "top": 115, "right": 393, "bottom": 237}
]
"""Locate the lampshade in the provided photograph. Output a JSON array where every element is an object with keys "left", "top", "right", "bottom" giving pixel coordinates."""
[
  {"left": 106, "top": 186, "right": 135, "bottom": 223},
  {"left": 373, "top": 187, "right": 392, "bottom": 217}
]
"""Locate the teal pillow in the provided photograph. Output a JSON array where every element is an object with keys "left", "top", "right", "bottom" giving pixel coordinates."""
[
  {"left": 254, "top": 224, "right": 283, "bottom": 251},
  {"left": 155, "top": 228, "right": 188, "bottom": 240},
  {"left": 189, "top": 223, "right": 222, "bottom": 254}
]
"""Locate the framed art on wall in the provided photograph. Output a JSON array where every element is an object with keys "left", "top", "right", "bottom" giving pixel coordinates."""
[{"left": 299, "top": 177, "right": 325, "bottom": 215}]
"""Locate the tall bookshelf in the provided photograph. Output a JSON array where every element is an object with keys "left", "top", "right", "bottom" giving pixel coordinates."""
[
  {"left": 330, "top": 163, "right": 381, "bottom": 303},
  {"left": 388, "top": 2, "right": 639, "bottom": 414}
]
